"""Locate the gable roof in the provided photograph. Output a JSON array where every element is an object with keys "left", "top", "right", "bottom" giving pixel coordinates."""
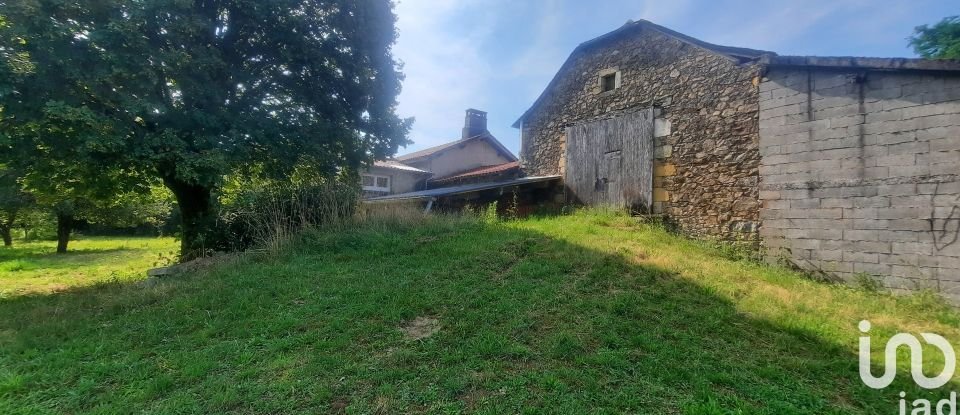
[
  {"left": 396, "top": 133, "right": 518, "bottom": 163},
  {"left": 512, "top": 19, "right": 772, "bottom": 128}
]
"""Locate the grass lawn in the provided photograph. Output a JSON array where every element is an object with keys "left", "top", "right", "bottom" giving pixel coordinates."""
[
  {"left": 0, "top": 237, "right": 178, "bottom": 297},
  {"left": 1, "top": 211, "right": 958, "bottom": 413}
]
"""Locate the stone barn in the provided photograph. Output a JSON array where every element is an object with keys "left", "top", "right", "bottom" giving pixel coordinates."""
[
  {"left": 514, "top": 19, "right": 768, "bottom": 240},
  {"left": 515, "top": 20, "right": 960, "bottom": 299}
]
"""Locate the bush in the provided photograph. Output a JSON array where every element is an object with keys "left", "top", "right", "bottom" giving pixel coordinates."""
[{"left": 217, "top": 180, "right": 359, "bottom": 252}]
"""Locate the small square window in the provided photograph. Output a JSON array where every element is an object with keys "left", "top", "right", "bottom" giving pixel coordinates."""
[
  {"left": 361, "top": 175, "right": 374, "bottom": 186},
  {"left": 601, "top": 73, "right": 617, "bottom": 92},
  {"left": 376, "top": 177, "right": 389, "bottom": 188}
]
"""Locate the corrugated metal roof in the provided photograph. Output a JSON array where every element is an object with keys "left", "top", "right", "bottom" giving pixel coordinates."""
[
  {"left": 363, "top": 175, "right": 561, "bottom": 203},
  {"left": 372, "top": 159, "right": 431, "bottom": 174},
  {"left": 760, "top": 55, "right": 960, "bottom": 72}
]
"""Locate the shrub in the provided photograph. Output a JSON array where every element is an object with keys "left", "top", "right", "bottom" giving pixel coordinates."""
[{"left": 218, "top": 180, "right": 359, "bottom": 253}]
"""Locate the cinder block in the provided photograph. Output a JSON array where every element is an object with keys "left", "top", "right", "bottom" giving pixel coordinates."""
[
  {"left": 866, "top": 109, "right": 902, "bottom": 123},
  {"left": 763, "top": 200, "right": 790, "bottom": 210},
  {"left": 929, "top": 136, "right": 960, "bottom": 151},
  {"left": 888, "top": 219, "right": 931, "bottom": 232},
  {"left": 759, "top": 190, "right": 781, "bottom": 200},
  {"left": 845, "top": 251, "right": 880, "bottom": 263},
  {"left": 902, "top": 104, "right": 945, "bottom": 120},
  {"left": 886, "top": 141, "right": 929, "bottom": 155},
  {"left": 888, "top": 164, "right": 930, "bottom": 177},
  {"left": 865, "top": 131, "right": 916, "bottom": 146},
  {"left": 790, "top": 198, "right": 821, "bottom": 209},
  {"left": 818, "top": 249, "right": 843, "bottom": 261},
  {"left": 877, "top": 207, "right": 923, "bottom": 220},
  {"left": 877, "top": 230, "right": 920, "bottom": 243},
  {"left": 889, "top": 196, "right": 930, "bottom": 208},
  {"left": 875, "top": 154, "right": 916, "bottom": 167},
  {"left": 853, "top": 262, "right": 893, "bottom": 275},
  {"left": 844, "top": 229, "right": 879, "bottom": 241},
  {"left": 821, "top": 198, "right": 855, "bottom": 208}
]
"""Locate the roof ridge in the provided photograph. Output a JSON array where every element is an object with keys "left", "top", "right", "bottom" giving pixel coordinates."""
[
  {"left": 395, "top": 133, "right": 517, "bottom": 162},
  {"left": 512, "top": 20, "right": 773, "bottom": 128}
]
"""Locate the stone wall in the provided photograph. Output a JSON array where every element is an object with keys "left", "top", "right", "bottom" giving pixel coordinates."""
[
  {"left": 519, "top": 28, "right": 762, "bottom": 239},
  {"left": 758, "top": 68, "right": 960, "bottom": 300}
]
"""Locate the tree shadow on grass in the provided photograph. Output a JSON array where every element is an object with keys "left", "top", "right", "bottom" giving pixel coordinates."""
[{"left": 0, "top": 218, "right": 953, "bottom": 414}]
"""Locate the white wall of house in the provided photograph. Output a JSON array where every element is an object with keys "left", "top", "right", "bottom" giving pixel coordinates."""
[{"left": 362, "top": 166, "right": 428, "bottom": 195}]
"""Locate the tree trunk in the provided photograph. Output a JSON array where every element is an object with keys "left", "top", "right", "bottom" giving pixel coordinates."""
[
  {"left": 56, "top": 212, "right": 73, "bottom": 254},
  {"left": 1, "top": 210, "right": 15, "bottom": 247},
  {"left": 0, "top": 226, "right": 11, "bottom": 247},
  {"left": 163, "top": 177, "right": 214, "bottom": 261}
]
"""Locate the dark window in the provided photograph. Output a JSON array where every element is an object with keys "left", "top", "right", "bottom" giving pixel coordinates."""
[{"left": 601, "top": 73, "right": 617, "bottom": 92}]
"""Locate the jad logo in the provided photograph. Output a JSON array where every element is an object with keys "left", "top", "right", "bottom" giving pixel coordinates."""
[{"left": 859, "top": 320, "right": 957, "bottom": 414}]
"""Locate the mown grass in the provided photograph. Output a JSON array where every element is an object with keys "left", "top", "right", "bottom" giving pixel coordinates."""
[
  {"left": 0, "top": 237, "right": 178, "bottom": 297},
  {"left": 1, "top": 210, "right": 958, "bottom": 413}
]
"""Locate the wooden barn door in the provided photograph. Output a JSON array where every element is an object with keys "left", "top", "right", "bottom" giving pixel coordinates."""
[{"left": 564, "top": 109, "right": 654, "bottom": 211}]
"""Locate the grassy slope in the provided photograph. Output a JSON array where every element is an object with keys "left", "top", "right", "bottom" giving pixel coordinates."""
[
  {"left": 0, "top": 237, "right": 178, "bottom": 297},
  {"left": 1, "top": 211, "right": 958, "bottom": 414}
]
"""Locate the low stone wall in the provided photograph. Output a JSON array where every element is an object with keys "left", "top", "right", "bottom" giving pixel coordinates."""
[{"left": 758, "top": 68, "right": 960, "bottom": 300}]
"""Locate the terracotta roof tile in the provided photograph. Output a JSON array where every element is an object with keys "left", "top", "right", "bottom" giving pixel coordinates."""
[{"left": 430, "top": 161, "right": 520, "bottom": 184}]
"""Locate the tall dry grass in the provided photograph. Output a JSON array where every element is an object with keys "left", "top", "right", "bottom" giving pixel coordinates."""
[{"left": 228, "top": 181, "right": 359, "bottom": 252}]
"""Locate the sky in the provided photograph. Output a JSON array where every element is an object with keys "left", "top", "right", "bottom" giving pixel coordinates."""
[{"left": 391, "top": 0, "right": 958, "bottom": 157}]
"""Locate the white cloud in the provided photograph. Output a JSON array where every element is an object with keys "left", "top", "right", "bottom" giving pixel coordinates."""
[
  {"left": 505, "top": 0, "right": 566, "bottom": 98},
  {"left": 393, "top": 0, "right": 497, "bottom": 153}
]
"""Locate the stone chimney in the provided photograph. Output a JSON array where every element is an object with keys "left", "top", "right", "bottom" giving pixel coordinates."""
[{"left": 462, "top": 108, "right": 488, "bottom": 139}]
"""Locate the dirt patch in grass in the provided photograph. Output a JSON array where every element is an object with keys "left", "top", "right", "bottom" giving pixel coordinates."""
[{"left": 400, "top": 316, "right": 440, "bottom": 341}]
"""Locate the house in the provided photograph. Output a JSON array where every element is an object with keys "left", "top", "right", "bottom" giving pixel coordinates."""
[
  {"left": 396, "top": 109, "right": 518, "bottom": 181},
  {"left": 361, "top": 159, "right": 432, "bottom": 197},
  {"left": 514, "top": 19, "right": 960, "bottom": 299},
  {"left": 361, "top": 109, "right": 521, "bottom": 197}
]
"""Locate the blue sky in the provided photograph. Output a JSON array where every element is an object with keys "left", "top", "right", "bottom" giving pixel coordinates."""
[{"left": 392, "top": 0, "right": 957, "bottom": 156}]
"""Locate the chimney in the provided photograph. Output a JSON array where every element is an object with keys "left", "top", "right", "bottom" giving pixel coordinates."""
[{"left": 462, "top": 108, "right": 488, "bottom": 139}]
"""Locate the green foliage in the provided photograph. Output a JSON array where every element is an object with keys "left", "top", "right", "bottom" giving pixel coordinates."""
[
  {"left": 909, "top": 16, "right": 960, "bottom": 59},
  {"left": 216, "top": 177, "right": 359, "bottom": 253},
  {"left": 0, "top": 0, "right": 411, "bottom": 255},
  {"left": 854, "top": 272, "right": 883, "bottom": 293}
]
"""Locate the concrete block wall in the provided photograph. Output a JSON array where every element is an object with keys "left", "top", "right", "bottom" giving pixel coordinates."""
[{"left": 758, "top": 68, "right": 960, "bottom": 301}]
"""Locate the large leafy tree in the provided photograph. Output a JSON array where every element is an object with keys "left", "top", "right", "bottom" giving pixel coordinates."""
[
  {"left": 909, "top": 16, "right": 960, "bottom": 59},
  {"left": 0, "top": 0, "right": 410, "bottom": 258}
]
